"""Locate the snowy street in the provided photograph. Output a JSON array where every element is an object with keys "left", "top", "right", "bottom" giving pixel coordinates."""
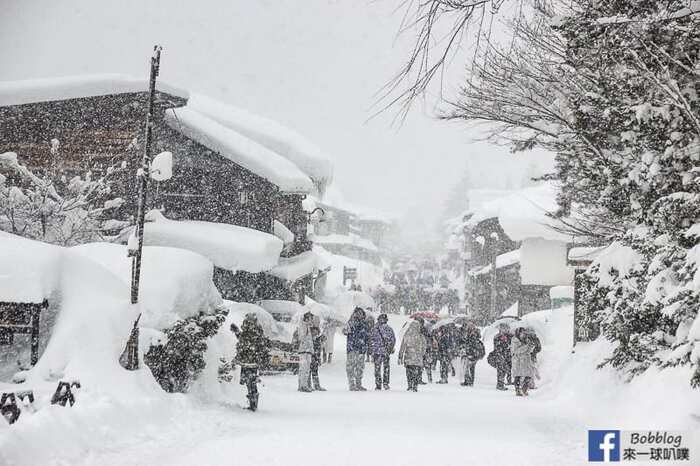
[
  {"left": 2, "top": 1, "right": 700, "bottom": 465},
  {"left": 59, "top": 318, "right": 585, "bottom": 466}
]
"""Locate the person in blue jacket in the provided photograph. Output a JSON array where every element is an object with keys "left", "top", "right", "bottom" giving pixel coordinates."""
[{"left": 343, "top": 307, "right": 370, "bottom": 391}]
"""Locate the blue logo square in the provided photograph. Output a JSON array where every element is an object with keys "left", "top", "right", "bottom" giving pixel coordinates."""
[{"left": 588, "top": 430, "right": 620, "bottom": 462}]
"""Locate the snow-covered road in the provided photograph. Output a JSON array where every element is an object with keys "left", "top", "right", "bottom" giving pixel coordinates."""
[{"left": 65, "top": 333, "right": 587, "bottom": 466}]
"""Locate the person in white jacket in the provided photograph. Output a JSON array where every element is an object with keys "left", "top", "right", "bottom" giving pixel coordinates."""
[{"left": 295, "top": 312, "right": 315, "bottom": 392}]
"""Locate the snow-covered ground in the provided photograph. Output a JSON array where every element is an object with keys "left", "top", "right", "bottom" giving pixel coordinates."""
[
  {"left": 2, "top": 287, "right": 698, "bottom": 466},
  {"left": 1, "top": 314, "right": 585, "bottom": 466}
]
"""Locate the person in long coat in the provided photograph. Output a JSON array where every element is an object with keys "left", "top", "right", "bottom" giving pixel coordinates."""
[
  {"left": 343, "top": 307, "right": 370, "bottom": 391},
  {"left": 511, "top": 327, "right": 536, "bottom": 396},
  {"left": 398, "top": 318, "right": 427, "bottom": 392},
  {"left": 295, "top": 312, "right": 315, "bottom": 392},
  {"left": 370, "top": 313, "right": 396, "bottom": 390}
]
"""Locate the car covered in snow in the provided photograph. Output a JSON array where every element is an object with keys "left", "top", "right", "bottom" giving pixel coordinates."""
[{"left": 258, "top": 300, "right": 306, "bottom": 372}]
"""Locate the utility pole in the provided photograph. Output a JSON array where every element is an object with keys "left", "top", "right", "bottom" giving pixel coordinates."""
[
  {"left": 130, "top": 45, "right": 162, "bottom": 305},
  {"left": 122, "top": 45, "right": 162, "bottom": 371}
]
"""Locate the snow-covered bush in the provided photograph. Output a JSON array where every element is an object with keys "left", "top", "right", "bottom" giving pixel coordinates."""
[
  {"left": 144, "top": 308, "right": 228, "bottom": 393},
  {"left": 0, "top": 144, "right": 128, "bottom": 245}
]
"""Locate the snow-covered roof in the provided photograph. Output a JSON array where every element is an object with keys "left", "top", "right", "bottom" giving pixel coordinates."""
[
  {"left": 138, "top": 211, "right": 283, "bottom": 273},
  {"left": 466, "top": 183, "right": 571, "bottom": 242},
  {"left": 268, "top": 251, "right": 322, "bottom": 283},
  {"left": 187, "top": 94, "right": 333, "bottom": 190},
  {"left": 0, "top": 74, "right": 189, "bottom": 107},
  {"left": 165, "top": 106, "right": 313, "bottom": 193},
  {"left": 313, "top": 233, "right": 379, "bottom": 252},
  {"left": 473, "top": 249, "right": 521, "bottom": 276}
]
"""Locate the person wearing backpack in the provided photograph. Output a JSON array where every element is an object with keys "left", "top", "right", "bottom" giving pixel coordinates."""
[{"left": 370, "top": 313, "right": 396, "bottom": 390}]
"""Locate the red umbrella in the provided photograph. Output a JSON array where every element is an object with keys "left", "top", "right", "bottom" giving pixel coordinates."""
[{"left": 410, "top": 311, "right": 440, "bottom": 321}]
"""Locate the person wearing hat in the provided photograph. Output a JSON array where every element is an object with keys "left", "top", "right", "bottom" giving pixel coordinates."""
[
  {"left": 370, "top": 313, "right": 396, "bottom": 390},
  {"left": 343, "top": 307, "right": 370, "bottom": 391}
]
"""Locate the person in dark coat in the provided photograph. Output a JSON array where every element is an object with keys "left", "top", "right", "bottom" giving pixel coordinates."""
[
  {"left": 365, "top": 313, "right": 376, "bottom": 362},
  {"left": 370, "top": 313, "right": 396, "bottom": 390},
  {"left": 343, "top": 307, "right": 370, "bottom": 391},
  {"left": 309, "top": 315, "right": 327, "bottom": 391},
  {"left": 420, "top": 324, "right": 436, "bottom": 383},
  {"left": 490, "top": 323, "right": 512, "bottom": 390},
  {"left": 458, "top": 320, "right": 485, "bottom": 386},
  {"left": 230, "top": 314, "right": 270, "bottom": 410},
  {"left": 526, "top": 327, "right": 541, "bottom": 390},
  {"left": 435, "top": 324, "right": 456, "bottom": 384}
]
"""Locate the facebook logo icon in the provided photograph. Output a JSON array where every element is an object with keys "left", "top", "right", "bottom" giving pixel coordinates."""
[{"left": 588, "top": 430, "right": 620, "bottom": 462}]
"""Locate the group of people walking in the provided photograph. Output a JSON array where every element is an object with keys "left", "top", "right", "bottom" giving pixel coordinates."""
[
  {"left": 333, "top": 307, "right": 542, "bottom": 396},
  {"left": 231, "top": 306, "right": 543, "bottom": 412}
]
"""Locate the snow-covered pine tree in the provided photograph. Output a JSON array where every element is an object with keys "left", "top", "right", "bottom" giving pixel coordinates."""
[{"left": 556, "top": 0, "right": 700, "bottom": 384}]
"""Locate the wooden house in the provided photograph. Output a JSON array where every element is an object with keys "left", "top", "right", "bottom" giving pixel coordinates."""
[{"left": 0, "top": 75, "right": 330, "bottom": 304}]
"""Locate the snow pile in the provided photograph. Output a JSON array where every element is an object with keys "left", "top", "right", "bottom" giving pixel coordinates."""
[
  {"left": 72, "top": 242, "right": 222, "bottom": 329},
  {"left": 273, "top": 220, "right": 295, "bottom": 245},
  {"left": 165, "top": 106, "right": 313, "bottom": 193},
  {"left": 0, "top": 73, "right": 188, "bottom": 107},
  {"left": 137, "top": 210, "right": 283, "bottom": 273},
  {"left": 187, "top": 94, "right": 333, "bottom": 191},
  {"left": 0, "top": 231, "right": 61, "bottom": 303}
]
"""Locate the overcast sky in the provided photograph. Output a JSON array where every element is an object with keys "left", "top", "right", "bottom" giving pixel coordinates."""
[{"left": 0, "top": 0, "right": 553, "bottom": 234}]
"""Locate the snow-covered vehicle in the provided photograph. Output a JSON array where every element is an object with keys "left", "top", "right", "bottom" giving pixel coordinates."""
[{"left": 259, "top": 300, "right": 305, "bottom": 372}]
